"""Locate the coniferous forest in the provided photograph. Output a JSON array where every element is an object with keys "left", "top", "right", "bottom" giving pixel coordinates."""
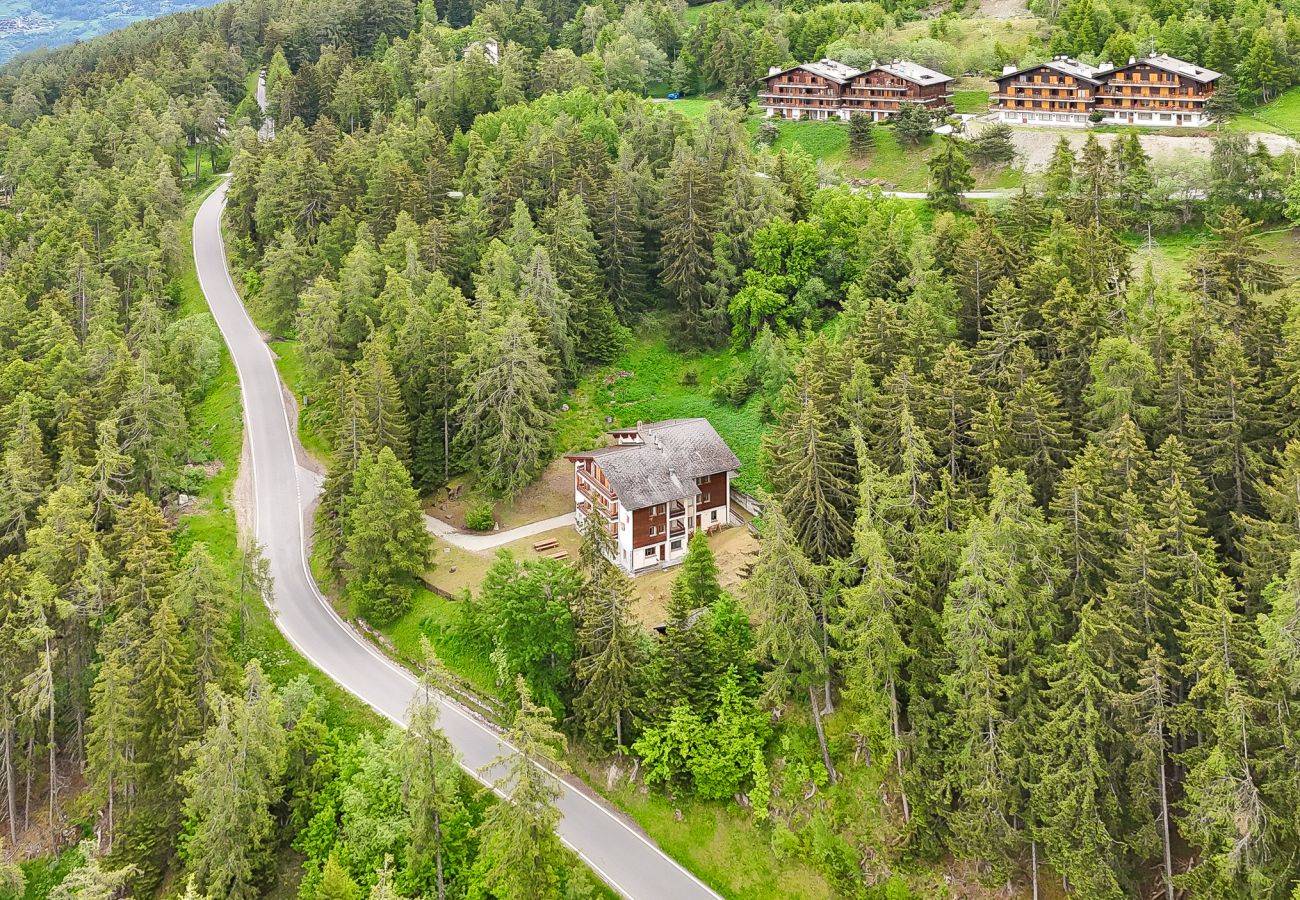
[{"left": 3, "top": 0, "right": 1300, "bottom": 896}]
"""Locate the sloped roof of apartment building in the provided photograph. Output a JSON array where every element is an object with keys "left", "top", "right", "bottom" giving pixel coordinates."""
[
  {"left": 762, "top": 59, "right": 863, "bottom": 84},
  {"left": 1113, "top": 52, "right": 1221, "bottom": 83},
  {"left": 875, "top": 60, "right": 954, "bottom": 85},
  {"left": 997, "top": 56, "right": 1104, "bottom": 84},
  {"left": 568, "top": 419, "right": 740, "bottom": 511}
]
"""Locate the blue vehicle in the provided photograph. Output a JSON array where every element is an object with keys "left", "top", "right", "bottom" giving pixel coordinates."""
[{"left": 667, "top": 91, "right": 682, "bottom": 100}]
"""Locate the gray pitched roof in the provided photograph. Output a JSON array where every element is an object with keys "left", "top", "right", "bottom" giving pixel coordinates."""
[
  {"left": 762, "top": 59, "right": 862, "bottom": 85},
  {"left": 571, "top": 419, "right": 740, "bottom": 511},
  {"left": 1116, "top": 52, "right": 1221, "bottom": 83},
  {"left": 998, "top": 56, "right": 1103, "bottom": 85},
  {"left": 875, "top": 60, "right": 954, "bottom": 85}
]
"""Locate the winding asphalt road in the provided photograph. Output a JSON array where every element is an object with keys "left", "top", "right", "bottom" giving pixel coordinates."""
[{"left": 193, "top": 183, "right": 721, "bottom": 900}]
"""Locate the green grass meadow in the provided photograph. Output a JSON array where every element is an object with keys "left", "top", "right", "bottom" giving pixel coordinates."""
[{"left": 1230, "top": 86, "right": 1300, "bottom": 135}]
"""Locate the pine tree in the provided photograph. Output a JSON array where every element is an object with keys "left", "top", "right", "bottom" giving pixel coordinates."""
[
  {"left": 764, "top": 348, "right": 854, "bottom": 564},
  {"left": 746, "top": 507, "right": 835, "bottom": 782},
  {"left": 344, "top": 448, "right": 431, "bottom": 624},
  {"left": 573, "top": 514, "right": 644, "bottom": 747},
  {"left": 848, "top": 113, "right": 874, "bottom": 155},
  {"left": 181, "top": 661, "right": 287, "bottom": 900},
  {"left": 1032, "top": 601, "right": 1125, "bottom": 899},
  {"left": 403, "top": 648, "right": 462, "bottom": 900},
  {"left": 660, "top": 140, "right": 720, "bottom": 346},
  {"left": 453, "top": 303, "right": 556, "bottom": 498},
  {"left": 927, "top": 137, "right": 974, "bottom": 213},
  {"left": 475, "top": 678, "right": 568, "bottom": 900}
]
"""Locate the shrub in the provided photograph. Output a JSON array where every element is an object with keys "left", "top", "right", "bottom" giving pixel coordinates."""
[{"left": 465, "top": 500, "right": 495, "bottom": 531}]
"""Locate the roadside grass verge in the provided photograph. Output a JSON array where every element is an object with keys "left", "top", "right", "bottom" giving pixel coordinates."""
[{"left": 575, "top": 751, "right": 832, "bottom": 900}]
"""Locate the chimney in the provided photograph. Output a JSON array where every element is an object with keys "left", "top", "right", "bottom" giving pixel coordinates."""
[
  {"left": 1002, "top": 63, "right": 1017, "bottom": 75},
  {"left": 1098, "top": 61, "right": 1112, "bottom": 71},
  {"left": 768, "top": 65, "right": 781, "bottom": 76},
  {"left": 1129, "top": 55, "right": 1136, "bottom": 64}
]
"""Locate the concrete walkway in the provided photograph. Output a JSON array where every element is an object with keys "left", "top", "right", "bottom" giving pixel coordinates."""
[{"left": 425, "top": 512, "right": 576, "bottom": 552}]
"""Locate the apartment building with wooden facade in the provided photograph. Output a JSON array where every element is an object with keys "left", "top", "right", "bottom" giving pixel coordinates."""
[
  {"left": 1093, "top": 54, "right": 1220, "bottom": 127},
  {"left": 759, "top": 58, "right": 953, "bottom": 121},
  {"left": 992, "top": 52, "right": 1220, "bottom": 127},
  {"left": 992, "top": 56, "right": 1103, "bottom": 126},
  {"left": 566, "top": 419, "right": 739, "bottom": 575}
]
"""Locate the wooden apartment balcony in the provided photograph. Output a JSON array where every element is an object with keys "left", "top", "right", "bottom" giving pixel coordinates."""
[
  {"left": 993, "top": 89, "right": 1092, "bottom": 100},
  {"left": 1095, "top": 99, "right": 1205, "bottom": 112},
  {"left": 576, "top": 477, "right": 618, "bottom": 517},
  {"left": 577, "top": 501, "right": 619, "bottom": 536},
  {"left": 993, "top": 98, "right": 1091, "bottom": 111}
]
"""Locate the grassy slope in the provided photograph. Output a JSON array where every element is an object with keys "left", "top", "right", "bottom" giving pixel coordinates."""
[
  {"left": 556, "top": 332, "right": 767, "bottom": 493},
  {"left": 752, "top": 116, "right": 1024, "bottom": 190},
  {"left": 1229, "top": 86, "right": 1300, "bottom": 135}
]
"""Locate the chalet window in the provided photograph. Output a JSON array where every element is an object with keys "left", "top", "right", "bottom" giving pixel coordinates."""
[
  {"left": 671, "top": 540, "right": 682, "bottom": 551},
  {"left": 649, "top": 525, "right": 659, "bottom": 537},
  {"left": 701, "top": 492, "right": 711, "bottom": 503},
  {"left": 644, "top": 548, "right": 656, "bottom": 559}
]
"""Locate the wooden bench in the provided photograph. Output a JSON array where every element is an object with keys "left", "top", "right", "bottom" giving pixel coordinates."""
[
  {"left": 533, "top": 538, "right": 559, "bottom": 552},
  {"left": 549, "top": 550, "right": 569, "bottom": 560}
]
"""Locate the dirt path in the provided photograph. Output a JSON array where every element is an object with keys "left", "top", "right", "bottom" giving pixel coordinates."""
[
  {"left": 978, "top": 0, "right": 1031, "bottom": 18},
  {"left": 1007, "top": 128, "right": 1300, "bottom": 172}
]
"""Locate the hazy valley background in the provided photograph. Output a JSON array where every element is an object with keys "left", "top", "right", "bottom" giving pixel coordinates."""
[{"left": 0, "top": 0, "right": 219, "bottom": 62}]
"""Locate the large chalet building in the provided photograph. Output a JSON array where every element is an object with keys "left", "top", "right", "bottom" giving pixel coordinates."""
[
  {"left": 566, "top": 419, "right": 739, "bottom": 575},
  {"left": 993, "top": 52, "right": 1221, "bottom": 127},
  {"left": 759, "top": 58, "right": 954, "bottom": 122}
]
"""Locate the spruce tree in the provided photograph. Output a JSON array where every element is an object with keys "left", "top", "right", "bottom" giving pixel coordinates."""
[
  {"left": 764, "top": 346, "right": 854, "bottom": 564},
  {"left": 173, "top": 542, "right": 234, "bottom": 726},
  {"left": 927, "top": 136, "right": 974, "bottom": 213},
  {"left": 660, "top": 140, "right": 720, "bottom": 346},
  {"left": 573, "top": 514, "right": 644, "bottom": 747},
  {"left": 848, "top": 113, "right": 874, "bottom": 155},
  {"left": 1032, "top": 601, "right": 1126, "bottom": 899},
  {"left": 453, "top": 302, "right": 556, "bottom": 498},
  {"left": 181, "top": 661, "right": 287, "bottom": 900},
  {"left": 833, "top": 521, "right": 910, "bottom": 820},
  {"left": 343, "top": 448, "right": 431, "bottom": 624},
  {"left": 746, "top": 507, "right": 835, "bottom": 782},
  {"left": 475, "top": 677, "right": 568, "bottom": 900},
  {"left": 403, "top": 650, "right": 462, "bottom": 900}
]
